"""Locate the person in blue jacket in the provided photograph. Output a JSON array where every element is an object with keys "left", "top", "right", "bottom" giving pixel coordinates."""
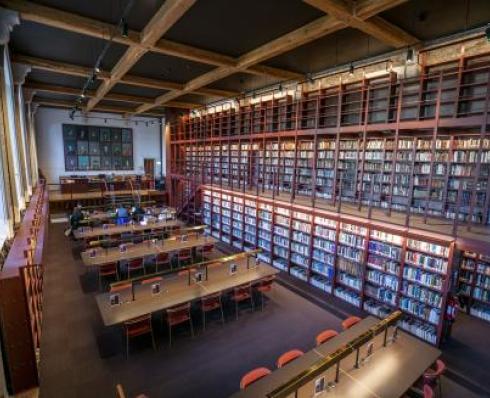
[{"left": 115, "top": 205, "right": 129, "bottom": 225}]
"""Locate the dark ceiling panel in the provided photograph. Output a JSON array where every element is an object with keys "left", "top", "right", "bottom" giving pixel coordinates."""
[
  {"left": 172, "top": 94, "right": 208, "bottom": 105},
  {"left": 163, "top": 0, "right": 324, "bottom": 57},
  {"left": 33, "top": 92, "right": 76, "bottom": 101},
  {"left": 98, "top": 99, "right": 135, "bottom": 110},
  {"left": 33, "top": 0, "right": 165, "bottom": 31},
  {"left": 129, "top": 52, "right": 214, "bottom": 83},
  {"left": 110, "top": 84, "right": 167, "bottom": 98},
  {"left": 208, "top": 72, "right": 281, "bottom": 95},
  {"left": 9, "top": 21, "right": 128, "bottom": 70},
  {"left": 26, "top": 69, "right": 100, "bottom": 90},
  {"left": 265, "top": 28, "right": 390, "bottom": 75},
  {"left": 381, "top": 0, "right": 490, "bottom": 41}
]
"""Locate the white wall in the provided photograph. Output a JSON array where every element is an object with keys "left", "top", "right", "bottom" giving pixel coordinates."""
[{"left": 34, "top": 108, "right": 165, "bottom": 184}]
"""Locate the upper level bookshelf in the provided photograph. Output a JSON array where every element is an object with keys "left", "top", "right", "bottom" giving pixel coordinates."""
[{"left": 170, "top": 55, "right": 490, "bottom": 143}]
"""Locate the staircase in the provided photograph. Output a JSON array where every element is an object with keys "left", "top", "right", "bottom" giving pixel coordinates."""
[
  {"left": 176, "top": 181, "right": 201, "bottom": 225},
  {"left": 103, "top": 179, "right": 138, "bottom": 210}
]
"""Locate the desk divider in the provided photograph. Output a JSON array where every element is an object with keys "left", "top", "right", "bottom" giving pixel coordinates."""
[{"left": 109, "top": 249, "right": 262, "bottom": 301}]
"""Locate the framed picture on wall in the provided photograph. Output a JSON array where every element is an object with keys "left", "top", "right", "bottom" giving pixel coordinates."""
[
  {"left": 77, "top": 141, "right": 89, "bottom": 155},
  {"left": 100, "top": 128, "right": 111, "bottom": 142},
  {"left": 89, "top": 141, "right": 100, "bottom": 155},
  {"left": 101, "top": 156, "right": 112, "bottom": 169},
  {"left": 63, "top": 125, "right": 77, "bottom": 140},
  {"left": 122, "top": 129, "right": 132, "bottom": 143},
  {"left": 63, "top": 124, "right": 133, "bottom": 171},
  {"left": 89, "top": 127, "right": 99, "bottom": 141}
]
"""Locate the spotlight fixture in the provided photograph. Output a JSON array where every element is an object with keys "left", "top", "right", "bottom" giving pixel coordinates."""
[
  {"left": 306, "top": 73, "right": 314, "bottom": 84},
  {"left": 104, "top": 118, "right": 107, "bottom": 124},
  {"left": 69, "top": 109, "right": 75, "bottom": 120},
  {"left": 94, "top": 66, "right": 100, "bottom": 74},
  {"left": 406, "top": 48, "right": 415, "bottom": 64},
  {"left": 486, "top": 24, "right": 490, "bottom": 42},
  {"left": 81, "top": 93, "right": 85, "bottom": 99},
  {"left": 349, "top": 63, "right": 354, "bottom": 76},
  {"left": 278, "top": 83, "right": 283, "bottom": 93},
  {"left": 121, "top": 18, "right": 129, "bottom": 38}
]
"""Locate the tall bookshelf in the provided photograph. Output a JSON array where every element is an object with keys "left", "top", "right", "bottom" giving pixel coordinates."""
[
  {"left": 457, "top": 251, "right": 490, "bottom": 323},
  {"left": 202, "top": 186, "right": 455, "bottom": 346}
]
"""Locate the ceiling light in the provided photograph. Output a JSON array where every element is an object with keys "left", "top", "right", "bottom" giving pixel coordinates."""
[
  {"left": 121, "top": 18, "right": 128, "bottom": 38},
  {"left": 81, "top": 93, "right": 85, "bottom": 99},
  {"left": 95, "top": 66, "right": 101, "bottom": 74},
  {"left": 349, "top": 63, "right": 354, "bottom": 76}
]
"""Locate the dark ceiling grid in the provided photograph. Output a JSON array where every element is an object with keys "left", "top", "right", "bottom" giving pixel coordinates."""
[{"left": 3, "top": 0, "right": 488, "bottom": 115}]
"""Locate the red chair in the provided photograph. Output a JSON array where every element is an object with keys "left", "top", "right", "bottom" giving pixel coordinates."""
[
  {"left": 123, "top": 314, "right": 155, "bottom": 358},
  {"left": 231, "top": 284, "right": 254, "bottom": 320},
  {"left": 156, "top": 252, "right": 171, "bottom": 272},
  {"left": 98, "top": 262, "right": 118, "bottom": 290},
  {"left": 255, "top": 277, "right": 275, "bottom": 311},
  {"left": 240, "top": 367, "right": 271, "bottom": 389},
  {"left": 201, "top": 292, "right": 225, "bottom": 331},
  {"left": 423, "top": 385, "right": 434, "bottom": 398},
  {"left": 165, "top": 303, "right": 194, "bottom": 347},
  {"left": 127, "top": 258, "right": 145, "bottom": 278},
  {"left": 424, "top": 359, "right": 446, "bottom": 397},
  {"left": 342, "top": 316, "right": 362, "bottom": 330},
  {"left": 198, "top": 243, "right": 215, "bottom": 260},
  {"left": 178, "top": 248, "right": 192, "bottom": 268},
  {"left": 315, "top": 329, "right": 339, "bottom": 346},
  {"left": 276, "top": 349, "right": 304, "bottom": 368}
]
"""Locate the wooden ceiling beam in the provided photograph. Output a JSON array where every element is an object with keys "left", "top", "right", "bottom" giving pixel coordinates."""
[
  {"left": 134, "top": 0, "right": 408, "bottom": 113},
  {"left": 13, "top": 54, "right": 239, "bottom": 99},
  {"left": 86, "top": 0, "right": 197, "bottom": 111},
  {"left": 0, "top": 0, "right": 302, "bottom": 80},
  {"left": 33, "top": 97, "right": 165, "bottom": 117},
  {"left": 25, "top": 81, "right": 200, "bottom": 109},
  {"left": 303, "top": 0, "right": 417, "bottom": 48}
]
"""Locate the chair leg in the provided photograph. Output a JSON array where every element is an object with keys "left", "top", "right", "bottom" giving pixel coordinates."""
[
  {"left": 202, "top": 310, "right": 206, "bottom": 332},
  {"left": 251, "top": 295, "right": 255, "bottom": 313},
  {"left": 151, "top": 329, "right": 156, "bottom": 351},
  {"left": 220, "top": 304, "right": 225, "bottom": 325}
]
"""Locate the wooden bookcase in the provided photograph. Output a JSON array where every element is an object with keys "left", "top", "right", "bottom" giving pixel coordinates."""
[
  {"left": 457, "top": 251, "right": 490, "bottom": 323},
  {"left": 202, "top": 185, "right": 455, "bottom": 346}
]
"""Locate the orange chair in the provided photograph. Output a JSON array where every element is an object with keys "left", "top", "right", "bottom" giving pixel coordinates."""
[
  {"left": 156, "top": 252, "right": 171, "bottom": 272},
  {"left": 165, "top": 303, "right": 194, "bottom": 347},
  {"left": 123, "top": 314, "right": 155, "bottom": 358},
  {"left": 423, "top": 359, "right": 446, "bottom": 397},
  {"left": 178, "top": 248, "right": 192, "bottom": 268},
  {"left": 98, "top": 262, "right": 118, "bottom": 290},
  {"left": 255, "top": 277, "right": 275, "bottom": 311},
  {"left": 127, "top": 258, "right": 145, "bottom": 278},
  {"left": 240, "top": 367, "right": 271, "bottom": 389},
  {"left": 201, "top": 292, "right": 225, "bottom": 331},
  {"left": 198, "top": 243, "right": 215, "bottom": 260},
  {"left": 342, "top": 316, "right": 362, "bottom": 330},
  {"left": 423, "top": 385, "right": 434, "bottom": 398},
  {"left": 231, "top": 284, "right": 254, "bottom": 320},
  {"left": 276, "top": 349, "right": 304, "bottom": 368},
  {"left": 315, "top": 329, "right": 339, "bottom": 346}
]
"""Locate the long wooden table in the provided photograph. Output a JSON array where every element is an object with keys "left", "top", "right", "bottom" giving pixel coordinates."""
[
  {"left": 81, "top": 235, "right": 217, "bottom": 267},
  {"left": 74, "top": 218, "right": 182, "bottom": 240},
  {"left": 231, "top": 316, "right": 441, "bottom": 398},
  {"left": 95, "top": 257, "right": 278, "bottom": 326}
]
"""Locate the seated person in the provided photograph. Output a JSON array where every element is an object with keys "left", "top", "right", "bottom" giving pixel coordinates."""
[
  {"left": 69, "top": 204, "right": 83, "bottom": 231},
  {"left": 131, "top": 205, "right": 146, "bottom": 222},
  {"left": 115, "top": 205, "right": 129, "bottom": 225}
]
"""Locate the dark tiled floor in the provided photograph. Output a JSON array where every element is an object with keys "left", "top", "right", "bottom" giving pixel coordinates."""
[{"left": 39, "top": 223, "right": 489, "bottom": 397}]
